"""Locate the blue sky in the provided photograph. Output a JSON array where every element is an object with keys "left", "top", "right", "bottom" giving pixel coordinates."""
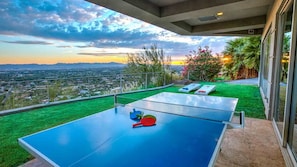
[{"left": 0, "top": 0, "right": 235, "bottom": 65}]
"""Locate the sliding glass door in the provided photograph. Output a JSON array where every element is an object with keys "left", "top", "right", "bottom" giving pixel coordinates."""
[
  {"left": 289, "top": 40, "right": 297, "bottom": 161},
  {"left": 274, "top": 2, "right": 293, "bottom": 139},
  {"left": 287, "top": 0, "right": 297, "bottom": 161}
]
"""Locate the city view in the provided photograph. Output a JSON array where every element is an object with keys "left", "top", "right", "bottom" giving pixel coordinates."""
[{"left": 0, "top": 63, "right": 180, "bottom": 112}]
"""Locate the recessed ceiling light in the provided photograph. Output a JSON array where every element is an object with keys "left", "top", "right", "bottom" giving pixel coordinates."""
[{"left": 216, "top": 12, "right": 223, "bottom": 16}]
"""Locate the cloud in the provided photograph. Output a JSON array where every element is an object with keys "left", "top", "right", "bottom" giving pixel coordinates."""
[
  {"left": 0, "top": 0, "right": 233, "bottom": 60},
  {"left": 1, "top": 40, "right": 52, "bottom": 45},
  {"left": 0, "top": 0, "right": 105, "bottom": 39},
  {"left": 0, "top": 0, "right": 181, "bottom": 46},
  {"left": 76, "top": 45, "right": 91, "bottom": 48},
  {"left": 56, "top": 45, "right": 72, "bottom": 48},
  {"left": 75, "top": 42, "right": 97, "bottom": 48},
  {"left": 78, "top": 47, "right": 141, "bottom": 56},
  {"left": 77, "top": 52, "right": 126, "bottom": 57}
]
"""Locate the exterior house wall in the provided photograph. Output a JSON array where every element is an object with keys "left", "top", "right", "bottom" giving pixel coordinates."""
[
  {"left": 261, "top": 0, "right": 284, "bottom": 120},
  {"left": 259, "top": 0, "right": 297, "bottom": 166}
]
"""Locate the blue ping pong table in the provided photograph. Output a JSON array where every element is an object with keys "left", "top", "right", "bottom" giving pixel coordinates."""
[{"left": 18, "top": 92, "right": 238, "bottom": 167}]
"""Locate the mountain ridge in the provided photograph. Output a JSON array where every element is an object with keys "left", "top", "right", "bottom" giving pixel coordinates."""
[{"left": 0, "top": 62, "right": 126, "bottom": 71}]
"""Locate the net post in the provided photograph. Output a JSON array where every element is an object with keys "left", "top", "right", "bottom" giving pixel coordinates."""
[
  {"left": 114, "top": 94, "right": 117, "bottom": 107},
  {"left": 240, "top": 111, "right": 245, "bottom": 128},
  {"left": 111, "top": 87, "right": 121, "bottom": 107},
  {"left": 226, "top": 111, "right": 245, "bottom": 129}
]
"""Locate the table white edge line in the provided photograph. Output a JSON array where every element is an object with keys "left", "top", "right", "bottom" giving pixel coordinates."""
[{"left": 18, "top": 138, "right": 59, "bottom": 167}]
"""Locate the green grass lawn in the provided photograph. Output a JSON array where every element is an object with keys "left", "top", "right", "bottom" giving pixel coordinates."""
[
  {"left": 0, "top": 83, "right": 265, "bottom": 167},
  {"left": 202, "top": 82, "right": 265, "bottom": 118}
]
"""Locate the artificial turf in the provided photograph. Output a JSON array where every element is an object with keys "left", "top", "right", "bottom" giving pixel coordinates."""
[
  {"left": 202, "top": 82, "right": 265, "bottom": 118},
  {"left": 0, "top": 83, "right": 265, "bottom": 167}
]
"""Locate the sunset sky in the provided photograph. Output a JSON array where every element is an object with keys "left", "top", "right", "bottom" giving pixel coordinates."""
[{"left": 0, "top": 0, "right": 235, "bottom": 65}]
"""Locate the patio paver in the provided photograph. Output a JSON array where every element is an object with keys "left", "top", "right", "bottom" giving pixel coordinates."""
[{"left": 215, "top": 117, "right": 285, "bottom": 167}]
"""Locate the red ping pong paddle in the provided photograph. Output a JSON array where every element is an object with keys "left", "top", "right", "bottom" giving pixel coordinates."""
[
  {"left": 142, "top": 115, "right": 155, "bottom": 119},
  {"left": 132, "top": 116, "right": 156, "bottom": 128}
]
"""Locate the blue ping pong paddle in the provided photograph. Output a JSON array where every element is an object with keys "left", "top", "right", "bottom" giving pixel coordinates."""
[{"left": 130, "top": 108, "right": 143, "bottom": 120}]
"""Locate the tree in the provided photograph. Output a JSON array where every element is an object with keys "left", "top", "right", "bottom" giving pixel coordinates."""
[
  {"left": 48, "top": 81, "right": 62, "bottom": 102},
  {"left": 283, "top": 34, "right": 291, "bottom": 53},
  {"left": 123, "top": 44, "right": 171, "bottom": 86},
  {"left": 183, "top": 46, "right": 222, "bottom": 81},
  {"left": 222, "top": 36, "right": 261, "bottom": 79},
  {"left": 281, "top": 34, "right": 291, "bottom": 82}
]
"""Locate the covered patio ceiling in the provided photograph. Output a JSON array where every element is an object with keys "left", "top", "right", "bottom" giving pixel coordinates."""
[{"left": 87, "top": 0, "right": 274, "bottom": 36}]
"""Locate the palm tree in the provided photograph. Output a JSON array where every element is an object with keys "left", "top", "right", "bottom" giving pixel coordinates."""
[
  {"left": 223, "top": 38, "right": 245, "bottom": 79},
  {"left": 242, "top": 36, "right": 261, "bottom": 77},
  {"left": 242, "top": 36, "right": 261, "bottom": 68},
  {"left": 223, "top": 36, "right": 261, "bottom": 79}
]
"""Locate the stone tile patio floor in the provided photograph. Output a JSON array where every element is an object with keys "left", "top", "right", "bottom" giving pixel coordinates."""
[
  {"left": 215, "top": 117, "right": 285, "bottom": 167},
  {"left": 20, "top": 117, "right": 285, "bottom": 167}
]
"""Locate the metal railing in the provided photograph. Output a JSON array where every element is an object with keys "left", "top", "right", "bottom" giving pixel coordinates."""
[{"left": 0, "top": 72, "right": 173, "bottom": 112}]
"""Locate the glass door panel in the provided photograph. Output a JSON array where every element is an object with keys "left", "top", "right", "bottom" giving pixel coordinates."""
[
  {"left": 291, "top": 46, "right": 297, "bottom": 160},
  {"left": 288, "top": 1, "right": 297, "bottom": 160},
  {"left": 261, "top": 31, "right": 271, "bottom": 100},
  {"left": 274, "top": 4, "right": 293, "bottom": 138}
]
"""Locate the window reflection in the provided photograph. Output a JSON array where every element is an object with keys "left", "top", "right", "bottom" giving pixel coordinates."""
[
  {"left": 275, "top": 4, "right": 292, "bottom": 139},
  {"left": 290, "top": 7, "right": 297, "bottom": 159},
  {"left": 292, "top": 49, "right": 297, "bottom": 159},
  {"left": 261, "top": 31, "right": 271, "bottom": 100}
]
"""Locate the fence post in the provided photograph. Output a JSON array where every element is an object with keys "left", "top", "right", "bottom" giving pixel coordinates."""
[
  {"left": 145, "top": 73, "right": 148, "bottom": 89},
  {"left": 187, "top": 71, "right": 190, "bottom": 80},
  {"left": 47, "top": 82, "right": 50, "bottom": 103},
  {"left": 163, "top": 72, "right": 166, "bottom": 86},
  {"left": 120, "top": 74, "right": 123, "bottom": 93}
]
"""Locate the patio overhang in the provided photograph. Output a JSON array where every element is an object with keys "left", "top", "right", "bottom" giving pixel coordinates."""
[{"left": 87, "top": 0, "right": 274, "bottom": 36}]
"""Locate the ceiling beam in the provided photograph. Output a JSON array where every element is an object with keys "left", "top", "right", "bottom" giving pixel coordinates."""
[
  {"left": 123, "top": 0, "right": 160, "bottom": 17},
  {"left": 87, "top": 0, "right": 161, "bottom": 24},
  {"left": 86, "top": 0, "right": 271, "bottom": 36},
  {"left": 172, "top": 21, "right": 192, "bottom": 33},
  {"left": 214, "top": 28, "right": 263, "bottom": 36},
  {"left": 192, "top": 15, "right": 266, "bottom": 33},
  {"left": 161, "top": 0, "right": 244, "bottom": 17}
]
